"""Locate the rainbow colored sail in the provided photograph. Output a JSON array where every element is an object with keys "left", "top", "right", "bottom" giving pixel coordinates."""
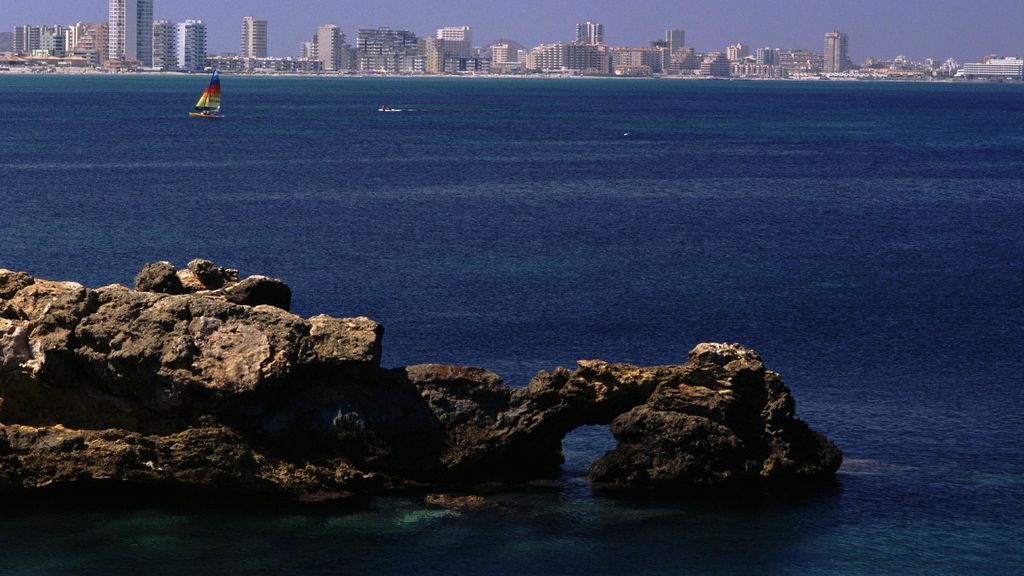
[{"left": 193, "top": 71, "right": 221, "bottom": 112}]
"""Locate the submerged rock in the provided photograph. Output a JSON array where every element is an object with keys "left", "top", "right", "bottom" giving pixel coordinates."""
[{"left": 0, "top": 264, "right": 841, "bottom": 502}]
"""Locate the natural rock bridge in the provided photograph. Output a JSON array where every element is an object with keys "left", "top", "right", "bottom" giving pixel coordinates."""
[{"left": 0, "top": 261, "right": 841, "bottom": 501}]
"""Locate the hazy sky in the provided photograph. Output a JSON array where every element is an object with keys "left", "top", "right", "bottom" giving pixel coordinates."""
[{"left": 3, "top": 0, "right": 1021, "bottom": 62}]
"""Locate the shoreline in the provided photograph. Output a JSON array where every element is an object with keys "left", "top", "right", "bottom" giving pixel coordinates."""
[{"left": 0, "top": 67, "right": 1012, "bottom": 84}]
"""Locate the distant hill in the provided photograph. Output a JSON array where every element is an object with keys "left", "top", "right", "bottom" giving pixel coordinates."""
[
  {"left": 489, "top": 38, "right": 526, "bottom": 52},
  {"left": 0, "top": 32, "right": 12, "bottom": 53}
]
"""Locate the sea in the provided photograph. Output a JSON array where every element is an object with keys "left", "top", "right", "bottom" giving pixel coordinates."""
[{"left": 0, "top": 75, "right": 1022, "bottom": 575}]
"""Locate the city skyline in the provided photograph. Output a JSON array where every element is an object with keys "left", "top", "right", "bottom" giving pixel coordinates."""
[{"left": 3, "top": 0, "right": 1022, "bottom": 62}]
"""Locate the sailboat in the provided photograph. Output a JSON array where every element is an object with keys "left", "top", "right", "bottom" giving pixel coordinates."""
[{"left": 189, "top": 71, "right": 222, "bottom": 119}]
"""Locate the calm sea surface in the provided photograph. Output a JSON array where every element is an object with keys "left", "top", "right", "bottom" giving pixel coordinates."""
[{"left": 1, "top": 76, "right": 1022, "bottom": 574}]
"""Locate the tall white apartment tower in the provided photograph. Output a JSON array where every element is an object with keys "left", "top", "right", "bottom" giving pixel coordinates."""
[
  {"left": 436, "top": 26, "right": 472, "bottom": 59},
  {"left": 176, "top": 20, "right": 207, "bottom": 71},
  {"left": 665, "top": 29, "right": 685, "bottom": 53},
  {"left": 824, "top": 31, "right": 848, "bottom": 73},
  {"left": 109, "top": 0, "right": 153, "bottom": 66},
  {"left": 242, "top": 16, "right": 268, "bottom": 58},
  {"left": 575, "top": 21, "right": 604, "bottom": 45},
  {"left": 315, "top": 24, "right": 349, "bottom": 71}
]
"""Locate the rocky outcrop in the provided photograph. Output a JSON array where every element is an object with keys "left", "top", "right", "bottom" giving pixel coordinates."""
[
  {"left": 0, "top": 422, "right": 388, "bottom": 498},
  {"left": 0, "top": 263, "right": 841, "bottom": 501},
  {"left": 590, "top": 344, "right": 842, "bottom": 487},
  {"left": 135, "top": 259, "right": 288, "bottom": 311},
  {"left": 134, "top": 261, "right": 186, "bottom": 295}
]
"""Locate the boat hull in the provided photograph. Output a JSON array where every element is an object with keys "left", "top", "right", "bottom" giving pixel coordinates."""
[{"left": 188, "top": 112, "right": 222, "bottom": 119}]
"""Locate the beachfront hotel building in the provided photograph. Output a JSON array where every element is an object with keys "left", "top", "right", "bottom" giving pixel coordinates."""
[
  {"left": 527, "top": 42, "right": 609, "bottom": 74},
  {"left": 824, "top": 31, "right": 848, "bottom": 72},
  {"left": 108, "top": 0, "right": 153, "bottom": 66},
  {"left": 242, "top": 16, "right": 268, "bottom": 59},
  {"left": 176, "top": 20, "right": 207, "bottom": 71},
  {"left": 958, "top": 57, "right": 1024, "bottom": 79}
]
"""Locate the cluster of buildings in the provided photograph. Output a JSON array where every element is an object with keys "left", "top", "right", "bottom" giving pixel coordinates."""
[{"left": 2, "top": 0, "right": 1022, "bottom": 81}]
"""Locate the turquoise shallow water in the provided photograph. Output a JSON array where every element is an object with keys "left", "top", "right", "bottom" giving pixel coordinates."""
[{"left": 0, "top": 76, "right": 1022, "bottom": 574}]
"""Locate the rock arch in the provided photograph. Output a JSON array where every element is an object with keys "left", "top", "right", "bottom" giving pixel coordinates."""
[{"left": 0, "top": 264, "right": 841, "bottom": 499}]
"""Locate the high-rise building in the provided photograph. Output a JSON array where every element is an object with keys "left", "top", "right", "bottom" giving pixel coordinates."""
[
  {"left": 109, "top": 0, "right": 153, "bottom": 66},
  {"left": 959, "top": 57, "right": 1024, "bottom": 79},
  {"left": 356, "top": 27, "right": 419, "bottom": 73},
  {"left": 300, "top": 41, "right": 316, "bottom": 59},
  {"left": 176, "top": 20, "right": 206, "bottom": 71},
  {"left": 665, "top": 29, "right": 685, "bottom": 53},
  {"left": 672, "top": 47, "right": 700, "bottom": 71},
  {"left": 699, "top": 52, "right": 730, "bottom": 77},
  {"left": 649, "top": 38, "right": 671, "bottom": 72},
  {"left": 242, "top": 16, "right": 268, "bottom": 58},
  {"left": 94, "top": 23, "right": 110, "bottom": 63},
  {"left": 575, "top": 22, "right": 604, "bottom": 45},
  {"left": 727, "top": 43, "right": 749, "bottom": 62},
  {"left": 66, "top": 23, "right": 91, "bottom": 52},
  {"left": 491, "top": 42, "right": 515, "bottom": 64},
  {"left": 824, "top": 31, "right": 848, "bottom": 73},
  {"left": 755, "top": 47, "right": 780, "bottom": 66},
  {"left": 780, "top": 48, "right": 824, "bottom": 73},
  {"left": 39, "top": 26, "right": 68, "bottom": 57},
  {"left": 610, "top": 47, "right": 664, "bottom": 74},
  {"left": 152, "top": 20, "right": 176, "bottom": 70},
  {"left": 300, "top": 41, "right": 317, "bottom": 59},
  {"left": 436, "top": 26, "right": 472, "bottom": 60},
  {"left": 527, "top": 42, "right": 608, "bottom": 73},
  {"left": 315, "top": 24, "right": 350, "bottom": 71},
  {"left": 13, "top": 25, "right": 45, "bottom": 53},
  {"left": 422, "top": 37, "right": 446, "bottom": 73},
  {"left": 68, "top": 24, "right": 94, "bottom": 51}
]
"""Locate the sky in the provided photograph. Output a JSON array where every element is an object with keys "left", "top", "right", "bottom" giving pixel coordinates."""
[{"left": 2, "top": 0, "right": 1022, "bottom": 62}]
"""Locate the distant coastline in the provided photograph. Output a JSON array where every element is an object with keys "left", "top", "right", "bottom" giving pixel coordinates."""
[{"left": 1, "top": 67, "right": 1014, "bottom": 84}]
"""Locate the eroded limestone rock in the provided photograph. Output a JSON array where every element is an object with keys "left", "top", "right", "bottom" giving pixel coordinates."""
[{"left": 0, "top": 265, "right": 841, "bottom": 501}]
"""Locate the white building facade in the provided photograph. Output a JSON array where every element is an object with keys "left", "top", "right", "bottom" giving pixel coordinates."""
[
  {"left": 959, "top": 57, "right": 1024, "bottom": 79},
  {"left": 176, "top": 19, "right": 207, "bottom": 71},
  {"left": 109, "top": 0, "right": 153, "bottom": 66},
  {"left": 242, "top": 16, "right": 268, "bottom": 58}
]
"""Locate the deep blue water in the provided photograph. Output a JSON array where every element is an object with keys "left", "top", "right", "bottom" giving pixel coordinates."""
[{"left": 1, "top": 76, "right": 1022, "bottom": 574}]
